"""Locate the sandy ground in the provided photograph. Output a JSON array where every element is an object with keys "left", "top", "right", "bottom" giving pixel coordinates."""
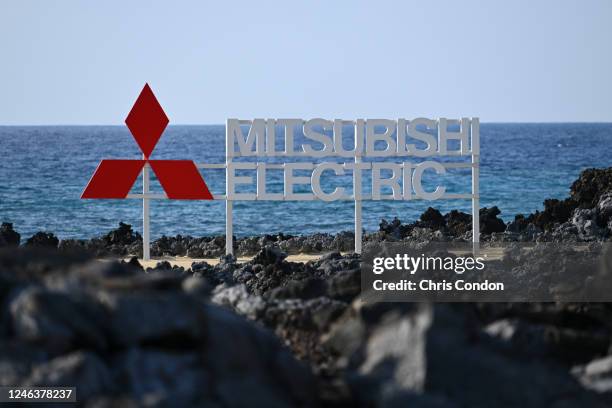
[
  {"left": 122, "top": 247, "right": 507, "bottom": 269},
  {"left": 125, "top": 253, "right": 331, "bottom": 269}
]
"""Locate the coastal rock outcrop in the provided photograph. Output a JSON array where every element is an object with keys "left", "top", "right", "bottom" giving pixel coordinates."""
[
  {"left": 6, "top": 167, "right": 612, "bottom": 260},
  {"left": 597, "top": 192, "right": 612, "bottom": 226},
  {"left": 0, "top": 222, "right": 20, "bottom": 247},
  {"left": 0, "top": 248, "right": 318, "bottom": 407},
  {"left": 524, "top": 167, "right": 612, "bottom": 234},
  {"left": 570, "top": 167, "right": 612, "bottom": 209},
  {"left": 479, "top": 206, "right": 506, "bottom": 234},
  {"left": 376, "top": 205, "right": 507, "bottom": 241},
  {"left": 212, "top": 250, "right": 612, "bottom": 406},
  {"left": 25, "top": 231, "right": 59, "bottom": 248}
]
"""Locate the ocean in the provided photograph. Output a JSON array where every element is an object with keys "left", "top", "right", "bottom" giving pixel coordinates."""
[{"left": 1, "top": 123, "right": 611, "bottom": 240}]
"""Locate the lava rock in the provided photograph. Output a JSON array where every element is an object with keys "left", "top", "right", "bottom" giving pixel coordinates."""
[
  {"left": 597, "top": 192, "right": 612, "bottom": 225},
  {"left": 58, "top": 238, "right": 88, "bottom": 253},
  {"left": 379, "top": 218, "right": 407, "bottom": 239},
  {"left": 181, "top": 276, "right": 213, "bottom": 297},
  {"left": 484, "top": 318, "right": 609, "bottom": 364},
  {"left": 323, "top": 301, "right": 431, "bottom": 405},
  {"left": 104, "top": 222, "right": 141, "bottom": 246},
  {"left": 24, "top": 351, "right": 114, "bottom": 401},
  {"left": 506, "top": 214, "right": 529, "bottom": 233},
  {"left": 479, "top": 207, "right": 506, "bottom": 234},
  {"left": 526, "top": 198, "right": 576, "bottom": 231},
  {"left": 219, "top": 253, "right": 236, "bottom": 265},
  {"left": 0, "top": 222, "right": 20, "bottom": 247},
  {"left": 572, "top": 355, "right": 612, "bottom": 393},
  {"left": 444, "top": 210, "right": 471, "bottom": 237},
  {"left": 24, "top": 231, "right": 59, "bottom": 248},
  {"left": 113, "top": 348, "right": 209, "bottom": 406},
  {"left": 212, "top": 284, "right": 266, "bottom": 319},
  {"left": 0, "top": 341, "right": 47, "bottom": 386},
  {"left": 253, "top": 245, "right": 287, "bottom": 266},
  {"left": 571, "top": 208, "right": 606, "bottom": 240},
  {"left": 204, "top": 305, "right": 318, "bottom": 407},
  {"left": 570, "top": 167, "right": 612, "bottom": 209},
  {"left": 10, "top": 288, "right": 109, "bottom": 353},
  {"left": 522, "top": 168, "right": 612, "bottom": 233},
  {"left": 425, "top": 305, "right": 609, "bottom": 408},
  {"left": 0, "top": 248, "right": 318, "bottom": 406},
  {"left": 331, "top": 231, "right": 355, "bottom": 252},
  {"left": 268, "top": 277, "right": 327, "bottom": 300},
  {"left": 237, "top": 236, "right": 261, "bottom": 255},
  {"left": 97, "top": 291, "right": 208, "bottom": 347},
  {"left": 420, "top": 207, "right": 446, "bottom": 230}
]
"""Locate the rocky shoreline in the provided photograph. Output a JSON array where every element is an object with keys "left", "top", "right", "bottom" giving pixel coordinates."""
[
  {"left": 3, "top": 169, "right": 611, "bottom": 258},
  {"left": 1, "top": 167, "right": 612, "bottom": 407}
]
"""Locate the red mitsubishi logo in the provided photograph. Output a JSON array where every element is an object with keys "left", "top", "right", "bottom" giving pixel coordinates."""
[{"left": 82, "top": 84, "right": 213, "bottom": 200}]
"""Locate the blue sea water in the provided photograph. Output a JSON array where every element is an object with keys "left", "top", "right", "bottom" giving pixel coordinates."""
[{"left": 0, "top": 124, "right": 611, "bottom": 240}]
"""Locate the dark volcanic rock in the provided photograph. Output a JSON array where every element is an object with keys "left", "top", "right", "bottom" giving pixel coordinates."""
[
  {"left": 24, "top": 351, "right": 114, "bottom": 401},
  {"left": 573, "top": 356, "right": 612, "bottom": 393},
  {"left": 204, "top": 305, "right": 317, "bottom": 407},
  {"left": 104, "top": 222, "right": 141, "bottom": 246},
  {"left": 523, "top": 168, "right": 612, "bottom": 233},
  {"left": 112, "top": 348, "right": 208, "bottom": 406},
  {"left": 444, "top": 210, "right": 471, "bottom": 236},
  {"left": 253, "top": 245, "right": 287, "bottom": 266},
  {"left": 98, "top": 291, "right": 208, "bottom": 347},
  {"left": 94, "top": 222, "right": 143, "bottom": 256},
  {"left": 526, "top": 198, "right": 576, "bottom": 231},
  {"left": 571, "top": 208, "right": 606, "bottom": 240},
  {"left": 484, "top": 318, "right": 609, "bottom": 364},
  {"left": 479, "top": 206, "right": 506, "bottom": 234},
  {"left": 570, "top": 167, "right": 612, "bottom": 209},
  {"left": 420, "top": 207, "right": 446, "bottom": 230},
  {"left": 379, "top": 217, "right": 408, "bottom": 239},
  {"left": 0, "top": 222, "right": 20, "bottom": 247},
  {"left": 323, "top": 301, "right": 431, "bottom": 405},
  {"left": 10, "top": 288, "right": 110, "bottom": 353},
  {"left": 506, "top": 214, "right": 530, "bottom": 233},
  {"left": 57, "top": 238, "right": 88, "bottom": 253},
  {"left": 0, "top": 248, "right": 319, "bottom": 407},
  {"left": 268, "top": 277, "right": 327, "bottom": 300},
  {"left": 0, "top": 341, "right": 47, "bottom": 386},
  {"left": 25, "top": 231, "right": 59, "bottom": 248},
  {"left": 597, "top": 192, "right": 612, "bottom": 225},
  {"left": 424, "top": 305, "right": 608, "bottom": 408}
]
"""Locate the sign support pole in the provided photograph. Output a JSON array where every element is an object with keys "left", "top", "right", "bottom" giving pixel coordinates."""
[
  {"left": 354, "top": 174, "right": 362, "bottom": 254},
  {"left": 225, "top": 121, "right": 233, "bottom": 256},
  {"left": 226, "top": 179, "right": 233, "bottom": 256},
  {"left": 143, "top": 159, "right": 150, "bottom": 261},
  {"left": 471, "top": 118, "right": 480, "bottom": 255},
  {"left": 354, "top": 125, "right": 362, "bottom": 254}
]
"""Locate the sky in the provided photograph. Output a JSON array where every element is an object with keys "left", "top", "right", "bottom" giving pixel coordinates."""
[{"left": 0, "top": 0, "right": 611, "bottom": 125}]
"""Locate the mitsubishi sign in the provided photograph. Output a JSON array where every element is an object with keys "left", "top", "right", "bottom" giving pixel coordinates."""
[{"left": 83, "top": 84, "right": 480, "bottom": 260}]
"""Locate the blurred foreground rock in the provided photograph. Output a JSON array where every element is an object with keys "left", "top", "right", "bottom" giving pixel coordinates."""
[{"left": 0, "top": 248, "right": 317, "bottom": 407}]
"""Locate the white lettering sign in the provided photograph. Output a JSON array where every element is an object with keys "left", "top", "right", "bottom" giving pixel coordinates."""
[
  {"left": 226, "top": 118, "right": 478, "bottom": 201},
  {"left": 223, "top": 117, "right": 480, "bottom": 256}
]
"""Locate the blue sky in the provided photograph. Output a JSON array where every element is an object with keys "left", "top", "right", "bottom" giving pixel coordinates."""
[{"left": 1, "top": 0, "right": 610, "bottom": 124}]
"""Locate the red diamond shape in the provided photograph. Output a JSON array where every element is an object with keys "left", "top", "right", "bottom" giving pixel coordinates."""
[
  {"left": 81, "top": 159, "right": 146, "bottom": 199},
  {"left": 150, "top": 160, "right": 214, "bottom": 199},
  {"left": 125, "top": 83, "right": 169, "bottom": 158}
]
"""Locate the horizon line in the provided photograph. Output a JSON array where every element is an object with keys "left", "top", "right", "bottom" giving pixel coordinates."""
[{"left": 2, "top": 121, "right": 612, "bottom": 127}]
